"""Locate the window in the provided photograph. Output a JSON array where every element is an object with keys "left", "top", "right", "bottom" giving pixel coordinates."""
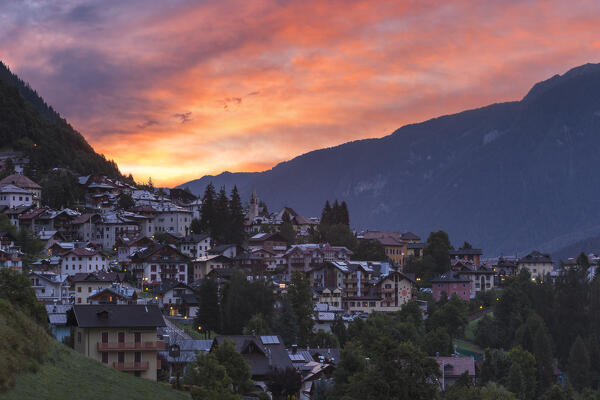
[
  {"left": 77, "top": 287, "right": 82, "bottom": 293},
  {"left": 101, "top": 352, "right": 108, "bottom": 364},
  {"left": 101, "top": 332, "right": 109, "bottom": 343},
  {"left": 118, "top": 332, "right": 125, "bottom": 343},
  {"left": 77, "top": 298, "right": 82, "bottom": 303},
  {"left": 77, "top": 332, "right": 81, "bottom": 343},
  {"left": 88, "top": 287, "right": 92, "bottom": 293}
]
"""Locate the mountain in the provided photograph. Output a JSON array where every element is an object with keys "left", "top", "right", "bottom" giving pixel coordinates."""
[
  {"left": 0, "top": 61, "right": 122, "bottom": 180},
  {"left": 179, "top": 63, "right": 600, "bottom": 256}
]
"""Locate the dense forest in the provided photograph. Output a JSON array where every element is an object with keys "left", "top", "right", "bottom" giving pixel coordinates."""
[{"left": 0, "top": 62, "right": 122, "bottom": 181}]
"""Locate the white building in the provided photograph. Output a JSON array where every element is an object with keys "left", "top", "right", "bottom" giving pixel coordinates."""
[
  {"left": 0, "top": 184, "right": 33, "bottom": 208},
  {"left": 60, "top": 247, "right": 109, "bottom": 276}
]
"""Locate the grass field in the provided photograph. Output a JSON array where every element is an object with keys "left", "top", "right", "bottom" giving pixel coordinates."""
[{"left": 0, "top": 341, "right": 190, "bottom": 400}]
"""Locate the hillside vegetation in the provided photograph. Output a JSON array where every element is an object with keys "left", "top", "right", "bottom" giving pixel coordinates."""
[{"left": 0, "top": 61, "right": 121, "bottom": 181}]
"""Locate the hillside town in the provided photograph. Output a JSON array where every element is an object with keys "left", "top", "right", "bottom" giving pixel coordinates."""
[{"left": 2, "top": 166, "right": 599, "bottom": 399}]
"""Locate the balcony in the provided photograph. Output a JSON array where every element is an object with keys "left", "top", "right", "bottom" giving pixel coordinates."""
[
  {"left": 344, "top": 278, "right": 357, "bottom": 283},
  {"left": 381, "top": 287, "right": 395, "bottom": 294},
  {"left": 98, "top": 341, "right": 166, "bottom": 351},
  {"left": 113, "top": 361, "right": 149, "bottom": 371}
]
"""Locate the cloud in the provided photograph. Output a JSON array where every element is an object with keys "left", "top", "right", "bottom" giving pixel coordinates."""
[{"left": 1, "top": 0, "right": 600, "bottom": 186}]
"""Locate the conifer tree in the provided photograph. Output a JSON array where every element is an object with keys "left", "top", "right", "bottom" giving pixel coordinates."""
[
  {"left": 212, "top": 186, "right": 230, "bottom": 243},
  {"left": 228, "top": 186, "right": 245, "bottom": 246},
  {"left": 568, "top": 335, "right": 590, "bottom": 391},
  {"left": 340, "top": 201, "right": 350, "bottom": 225},
  {"left": 199, "top": 183, "right": 216, "bottom": 233},
  {"left": 321, "top": 200, "right": 332, "bottom": 225}
]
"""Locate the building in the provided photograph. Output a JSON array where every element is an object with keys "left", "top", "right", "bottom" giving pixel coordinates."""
[
  {"left": 248, "top": 232, "right": 289, "bottom": 254},
  {"left": 343, "top": 270, "right": 416, "bottom": 313},
  {"left": 450, "top": 260, "right": 495, "bottom": 296},
  {"left": 0, "top": 184, "right": 34, "bottom": 208},
  {"left": 28, "top": 272, "right": 70, "bottom": 304},
  {"left": 191, "top": 254, "right": 231, "bottom": 280},
  {"left": 87, "top": 285, "right": 138, "bottom": 304},
  {"left": 434, "top": 356, "right": 475, "bottom": 389},
  {"left": 431, "top": 271, "right": 471, "bottom": 301},
  {"left": 212, "top": 335, "right": 293, "bottom": 382},
  {"left": 359, "top": 231, "right": 422, "bottom": 266},
  {"left": 449, "top": 248, "right": 482, "bottom": 267},
  {"left": 71, "top": 271, "right": 127, "bottom": 304},
  {"left": 177, "top": 233, "right": 211, "bottom": 259},
  {"left": 518, "top": 250, "right": 554, "bottom": 278},
  {"left": 151, "top": 281, "right": 199, "bottom": 317},
  {"left": 0, "top": 173, "right": 42, "bottom": 204},
  {"left": 72, "top": 304, "right": 166, "bottom": 380},
  {"left": 46, "top": 304, "right": 72, "bottom": 342},
  {"left": 130, "top": 244, "right": 190, "bottom": 287},
  {"left": 60, "top": 247, "right": 109, "bottom": 276}
]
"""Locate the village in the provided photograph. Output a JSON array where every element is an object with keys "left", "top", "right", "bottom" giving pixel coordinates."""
[{"left": 2, "top": 166, "right": 597, "bottom": 400}]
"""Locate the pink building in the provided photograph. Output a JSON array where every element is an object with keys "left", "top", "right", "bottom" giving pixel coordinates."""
[{"left": 431, "top": 271, "right": 471, "bottom": 301}]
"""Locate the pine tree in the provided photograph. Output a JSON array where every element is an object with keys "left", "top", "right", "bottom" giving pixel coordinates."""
[
  {"left": 321, "top": 201, "right": 332, "bottom": 225},
  {"left": 212, "top": 186, "right": 230, "bottom": 243},
  {"left": 340, "top": 201, "right": 350, "bottom": 225},
  {"left": 533, "top": 326, "right": 554, "bottom": 394},
  {"left": 194, "top": 279, "right": 220, "bottom": 334},
  {"left": 199, "top": 183, "right": 216, "bottom": 234},
  {"left": 568, "top": 335, "right": 591, "bottom": 391},
  {"left": 332, "top": 200, "right": 341, "bottom": 224},
  {"left": 279, "top": 211, "right": 296, "bottom": 244},
  {"left": 271, "top": 297, "right": 298, "bottom": 346},
  {"left": 508, "top": 363, "right": 526, "bottom": 400},
  {"left": 228, "top": 186, "right": 245, "bottom": 246},
  {"left": 288, "top": 272, "right": 314, "bottom": 346}
]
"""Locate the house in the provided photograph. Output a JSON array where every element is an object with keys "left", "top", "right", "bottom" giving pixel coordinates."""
[
  {"left": 30, "top": 256, "right": 62, "bottom": 274},
  {"left": 72, "top": 304, "right": 166, "bottom": 380},
  {"left": 177, "top": 233, "right": 211, "bottom": 259},
  {"left": 212, "top": 335, "right": 293, "bottom": 382},
  {"left": 449, "top": 248, "right": 483, "bottom": 267},
  {"left": 60, "top": 247, "right": 109, "bottom": 276},
  {"left": 151, "top": 281, "right": 199, "bottom": 317},
  {"left": 431, "top": 271, "right": 471, "bottom": 301},
  {"left": 87, "top": 284, "right": 138, "bottom": 304},
  {"left": 343, "top": 270, "right": 416, "bottom": 313},
  {"left": 518, "top": 250, "right": 554, "bottom": 278},
  {"left": 38, "top": 230, "right": 66, "bottom": 250},
  {"left": 0, "top": 248, "right": 22, "bottom": 271},
  {"left": 115, "top": 235, "right": 156, "bottom": 263},
  {"left": 151, "top": 203, "right": 192, "bottom": 237},
  {"left": 28, "top": 271, "right": 70, "bottom": 304},
  {"left": 283, "top": 244, "right": 352, "bottom": 281},
  {"left": 71, "top": 271, "right": 127, "bottom": 304},
  {"left": 434, "top": 356, "right": 475, "bottom": 389},
  {"left": 359, "top": 231, "right": 422, "bottom": 266},
  {"left": 191, "top": 254, "right": 231, "bottom": 280},
  {"left": 208, "top": 243, "right": 240, "bottom": 258},
  {"left": 450, "top": 260, "right": 495, "bottom": 297},
  {"left": 130, "top": 244, "right": 190, "bottom": 287},
  {"left": 70, "top": 213, "right": 101, "bottom": 242},
  {"left": 158, "top": 339, "right": 213, "bottom": 379},
  {"left": 248, "top": 232, "right": 289, "bottom": 254},
  {"left": 0, "top": 184, "right": 34, "bottom": 208},
  {"left": 45, "top": 304, "right": 72, "bottom": 342},
  {"left": 493, "top": 257, "right": 519, "bottom": 285},
  {"left": 0, "top": 173, "right": 42, "bottom": 204}
]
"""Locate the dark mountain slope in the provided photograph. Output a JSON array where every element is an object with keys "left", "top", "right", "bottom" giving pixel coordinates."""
[
  {"left": 0, "top": 62, "right": 121, "bottom": 180},
  {"left": 180, "top": 63, "right": 600, "bottom": 255}
]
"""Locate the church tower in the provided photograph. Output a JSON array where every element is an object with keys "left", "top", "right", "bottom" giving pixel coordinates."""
[{"left": 248, "top": 186, "right": 259, "bottom": 220}]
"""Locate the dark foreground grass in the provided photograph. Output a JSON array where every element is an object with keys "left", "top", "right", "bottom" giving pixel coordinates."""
[{"left": 0, "top": 341, "right": 190, "bottom": 400}]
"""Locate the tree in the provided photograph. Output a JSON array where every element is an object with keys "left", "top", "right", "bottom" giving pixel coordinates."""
[
  {"left": 321, "top": 201, "right": 332, "bottom": 225},
  {"left": 117, "top": 192, "right": 135, "bottom": 210},
  {"left": 533, "top": 325, "right": 554, "bottom": 394},
  {"left": 190, "top": 218, "right": 202, "bottom": 235},
  {"left": 184, "top": 352, "right": 240, "bottom": 400},
  {"left": 0, "top": 269, "right": 48, "bottom": 327},
  {"left": 475, "top": 314, "right": 500, "bottom": 348},
  {"left": 331, "top": 314, "right": 348, "bottom": 346},
  {"left": 352, "top": 239, "right": 386, "bottom": 261},
  {"left": 199, "top": 183, "right": 216, "bottom": 233},
  {"left": 569, "top": 335, "right": 591, "bottom": 391},
  {"left": 266, "top": 367, "right": 302, "bottom": 400},
  {"left": 287, "top": 272, "right": 314, "bottom": 346},
  {"left": 460, "top": 241, "right": 473, "bottom": 250},
  {"left": 212, "top": 340, "right": 253, "bottom": 394},
  {"left": 340, "top": 201, "right": 350, "bottom": 226},
  {"left": 243, "top": 313, "right": 270, "bottom": 335},
  {"left": 479, "top": 382, "right": 517, "bottom": 400},
  {"left": 422, "top": 327, "right": 453, "bottom": 356},
  {"left": 279, "top": 211, "right": 296, "bottom": 244},
  {"left": 508, "top": 346, "right": 537, "bottom": 400},
  {"left": 213, "top": 187, "right": 230, "bottom": 243},
  {"left": 228, "top": 186, "right": 245, "bottom": 246},
  {"left": 194, "top": 278, "right": 220, "bottom": 334},
  {"left": 426, "top": 294, "right": 468, "bottom": 338},
  {"left": 309, "top": 330, "right": 339, "bottom": 349},
  {"left": 271, "top": 297, "right": 298, "bottom": 346},
  {"left": 424, "top": 231, "right": 452, "bottom": 275},
  {"left": 480, "top": 349, "right": 512, "bottom": 385}
]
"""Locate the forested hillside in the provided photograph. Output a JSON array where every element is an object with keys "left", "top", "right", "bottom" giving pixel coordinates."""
[{"left": 0, "top": 62, "right": 121, "bottom": 181}]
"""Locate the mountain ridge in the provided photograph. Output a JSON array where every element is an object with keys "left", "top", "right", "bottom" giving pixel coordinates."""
[{"left": 179, "top": 62, "right": 600, "bottom": 256}]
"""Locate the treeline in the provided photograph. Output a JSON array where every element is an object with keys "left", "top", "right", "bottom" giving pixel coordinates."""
[
  {"left": 192, "top": 183, "right": 245, "bottom": 245},
  {"left": 472, "top": 269, "right": 600, "bottom": 398},
  {"left": 0, "top": 215, "right": 44, "bottom": 265},
  {"left": 0, "top": 64, "right": 122, "bottom": 182}
]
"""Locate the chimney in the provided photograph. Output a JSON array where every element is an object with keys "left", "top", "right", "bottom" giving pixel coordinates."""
[{"left": 291, "top": 344, "right": 298, "bottom": 354}]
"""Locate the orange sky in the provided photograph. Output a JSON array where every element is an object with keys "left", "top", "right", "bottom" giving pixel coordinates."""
[{"left": 1, "top": 0, "right": 600, "bottom": 186}]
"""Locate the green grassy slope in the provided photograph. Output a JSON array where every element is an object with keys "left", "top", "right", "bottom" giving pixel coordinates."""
[{"left": 0, "top": 341, "right": 190, "bottom": 400}]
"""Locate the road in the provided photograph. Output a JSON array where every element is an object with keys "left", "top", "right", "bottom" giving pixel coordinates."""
[{"left": 163, "top": 316, "right": 191, "bottom": 341}]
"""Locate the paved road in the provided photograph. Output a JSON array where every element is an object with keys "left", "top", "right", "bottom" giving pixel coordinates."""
[{"left": 163, "top": 316, "right": 191, "bottom": 341}]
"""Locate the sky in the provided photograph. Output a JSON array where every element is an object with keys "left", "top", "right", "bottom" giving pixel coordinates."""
[{"left": 1, "top": 0, "right": 600, "bottom": 187}]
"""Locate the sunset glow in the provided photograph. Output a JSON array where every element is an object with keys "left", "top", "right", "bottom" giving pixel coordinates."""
[{"left": 1, "top": 0, "right": 600, "bottom": 186}]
